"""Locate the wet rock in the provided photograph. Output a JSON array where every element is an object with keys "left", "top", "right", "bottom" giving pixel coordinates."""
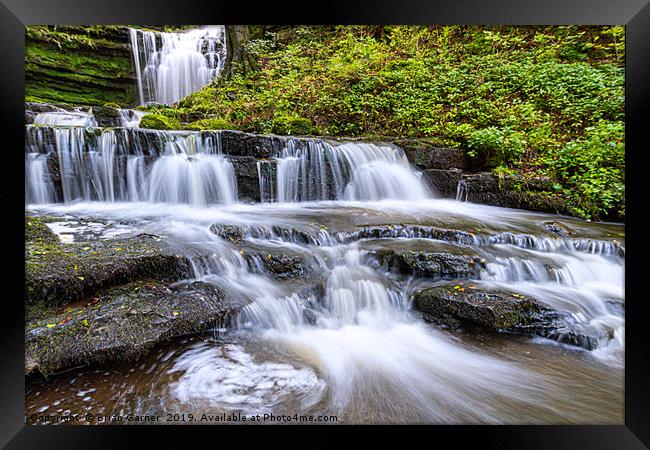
[
  {"left": 220, "top": 130, "right": 286, "bottom": 158},
  {"left": 413, "top": 285, "right": 608, "bottom": 350},
  {"left": 544, "top": 221, "right": 575, "bottom": 238},
  {"left": 25, "top": 102, "right": 68, "bottom": 124},
  {"left": 228, "top": 156, "right": 262, "bottom": 202},
  {"left": 394, "top": 140, "right": 468, "bottom": 171},
  {"left": 247, "top": 253, "right": 305, "bottom": 279},
  {"left": 210, "top": 224, "right": 244, "bottom": 245},
  {"left": 422, "top": 168, "right": 462, "bottom": 197},
  {"left": 377, "top": 250, "right": 484, "bottom": 279},
  {"left": 25, "top": 280, "right": 247, "bottom": 377},
  {"left": 90, "top": 106, "right": 122, "bottom": 127},
  {"left": 25, "top": 216, "right": 192, "bottom": 307},
  {"left": 352, "top": 225, "right": 477, "bottom": 246}
]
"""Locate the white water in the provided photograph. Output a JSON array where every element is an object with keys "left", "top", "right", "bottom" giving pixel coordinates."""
[
  {"left": 25, "top": 126, "right": 234, "bottom": 206},
  {"left": 33, "top": 111, "right": 97, "bottom": 127},
  {"left": 273, "top": 140, "right": 430, "bottom": 202},
  {"left": 25, "top": 123, "right": 624, "bottom": 423},
  {"left": 129, "top": 26, "right": 226, "bottom": 105},
  {"left": 119, "top": 109, "right": 145, "bottom": 128}
]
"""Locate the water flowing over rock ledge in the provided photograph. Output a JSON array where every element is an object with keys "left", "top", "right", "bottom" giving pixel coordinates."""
[{"left": 25, "top": 116, "right": 579, "bottom": 217}]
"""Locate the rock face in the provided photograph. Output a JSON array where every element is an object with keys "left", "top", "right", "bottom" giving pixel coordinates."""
[
  {"left": 394, "top": 139, "right": 468, "bottom": 171},
  {"left": 25, "top": 26, "right": 137, "bottom": 106},
  {"left": 377, "top": 250, "right": 484, "bottom": 279},
  {"left": 229, "top": 156, "right": 262, "bottom": 202},
  {"left": 220, "top": 130, "right": 286, "bottom": 157},
  {"left": 25, "top": 280, "right": 247, "bottom": 377},
  {"left": 413, "top": 285, "right": 609, "bottom": 350},
  {"left": 208, "top": 223, "right": 309, "bottom": 278},
  {"left": 423, "top": 170, "right": 573, "bottom": 215}
]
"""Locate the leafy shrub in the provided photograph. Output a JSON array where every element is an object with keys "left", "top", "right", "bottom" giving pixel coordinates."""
[
  {"left": 467, "top": 127, "right": 525, "bottom": 167},
  {"left": 548, "top": 120, "right": 624, "bottom": 219}
]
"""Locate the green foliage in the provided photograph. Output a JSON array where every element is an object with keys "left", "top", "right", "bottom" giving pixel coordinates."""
[
  {"left": 544, "top": 120, "right": 625, "bottom": 220},
  {"left": 269, "top": 115, "right": 316, "bottom": 135},
  {"left": 467, "top": 127, "right": 525, "bottom": 167},
  {"left": 139, "top": 114, "right": 181, "bottom": 130},
  {"left": 183, "top": 117, "right": 235, "bottom": 131}
]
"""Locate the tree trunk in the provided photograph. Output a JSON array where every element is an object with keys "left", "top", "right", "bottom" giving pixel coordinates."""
[{"left": 223, "top": 25, "right": 258, "bottom": 78}]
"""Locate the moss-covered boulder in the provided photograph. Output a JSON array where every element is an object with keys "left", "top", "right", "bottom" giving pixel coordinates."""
[
  {"left": 25, "top": 280, "right": 248, "bottom": 377},
  {"left": 139, "top": 113, "right": 181, "bottom": 130},
  {"left": 25, "top": 216, "right": 192, "bottom": 307}
]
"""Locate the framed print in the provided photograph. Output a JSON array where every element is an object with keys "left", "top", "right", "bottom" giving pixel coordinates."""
[{"left": 1, "top": 0, "right": 648, "bottom": 447}]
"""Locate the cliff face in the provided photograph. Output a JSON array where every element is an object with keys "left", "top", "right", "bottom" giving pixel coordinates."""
[{"left": 25, "top": 26, "right": 138, "bottom": 107}]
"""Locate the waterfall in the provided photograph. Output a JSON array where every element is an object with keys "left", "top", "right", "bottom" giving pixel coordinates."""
[
  {"left": 456, "top": 178, "right": 468, "bottom": 201},
  {"left": 270, "top": 140, "right": 431, "bottom": 202},
  {"left": 129, "top": 26, "right": 226, "bottom": 105},
  {"left": 118, "top": 109, "right": 146, "bottom": 128},
  {"left": 25, "top": 126, "right": 236, "bottom": 206}
]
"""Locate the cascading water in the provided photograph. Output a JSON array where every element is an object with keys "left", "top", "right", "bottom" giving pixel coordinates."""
[
  {"left": 271, "top": 140, "right": 431, "bottom": 202},
  {"left": 25, "top": 122, "right": 624, "bottom": 423},
  {"left": 25, "top": 125, "right": 236, "bottom": 206},
  {"left": 33, "top": 110, "right": 98, "bottom": 127},
  {"left": 129, "top": 26, "right": 226, "bottom": 105}
]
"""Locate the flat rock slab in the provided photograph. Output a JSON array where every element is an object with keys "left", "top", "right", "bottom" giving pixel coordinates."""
[
  {"left": 376, "top": 249, "right": 485, "bottom": 279},
  {"left": 25, "top": 280, "right": 247, "bottom": 377},
  {"left": 413, "top": 285, "right": 611, "bottom": 350},
  {"left": 26, "top": 215, "right": 192, "bottom": 306}
]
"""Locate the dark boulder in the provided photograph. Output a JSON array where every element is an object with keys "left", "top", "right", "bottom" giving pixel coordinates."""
[
  {"left": 210, "top": 223, "right": 245, "bottom": 244},
  {"left": 249, "top": 253, "right": 305, "bottom": 278},
  {"left": 351, "top": 225, "right": 478, "bottom": 246},
  {"left": 422, "top": 168, "right": 462, "bottom": 197},
  {"left": 220, "top": 130, "right": 285, "bottom": 158},
  {"left": 413, "top": 285, "right": 610, "bottom": 350}
]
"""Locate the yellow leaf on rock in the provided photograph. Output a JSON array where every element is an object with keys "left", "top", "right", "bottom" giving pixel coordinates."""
[{"left": 46, "top": 324, "right": 56, "bottom": 328}]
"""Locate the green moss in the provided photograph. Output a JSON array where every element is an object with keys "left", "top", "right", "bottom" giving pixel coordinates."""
[
  {"left": 25, "top": 27, "right": 136, "bottom": 106},
  {"left": 183, "top": 117, "right": 235, "bottom": 130},
  {"left": 270, "top": 115, "right": 316, "bottom": 135},
  {"left": 139, "top": 113, "right": 181, "bottom": 130}
]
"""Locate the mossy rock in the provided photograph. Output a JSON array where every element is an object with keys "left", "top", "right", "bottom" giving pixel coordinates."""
[
  {"left": 25, "top": 280, "right": 248, "bottom": 377},
  {"left": 184, "top": 117, "right": 234, "bottom": 131},
  {"left": 139, "top": 113, "right": 181, "bottom": 130},
  {"left": 270, "top": 115, "right": 316, "bottom": 136}
]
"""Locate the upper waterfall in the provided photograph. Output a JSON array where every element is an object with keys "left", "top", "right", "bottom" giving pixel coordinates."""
[
  {"left": 129, "top": 26, "right": 226, "bottom": 105},
  {"left": 26, "top": 127, "right": 432, "bottom": 206}
]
